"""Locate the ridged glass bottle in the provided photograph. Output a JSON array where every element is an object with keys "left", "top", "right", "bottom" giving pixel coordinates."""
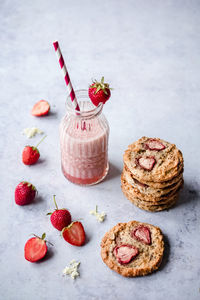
[{"left": 60, "top": 90, "right": 109, "bottom": 185}]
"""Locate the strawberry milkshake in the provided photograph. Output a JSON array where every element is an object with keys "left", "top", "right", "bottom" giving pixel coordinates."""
[{"left": 60, "top": 90, "right": 109, "bottom": 185}]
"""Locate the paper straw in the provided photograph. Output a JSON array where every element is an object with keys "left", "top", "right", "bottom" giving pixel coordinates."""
[{"left": 53, "top": 41, "right": 80, "bottom": 111}]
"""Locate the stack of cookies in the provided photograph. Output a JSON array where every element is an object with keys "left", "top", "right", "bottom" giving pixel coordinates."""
[{"left": 121, "top": 137, "right": 184, "bottom": 212}]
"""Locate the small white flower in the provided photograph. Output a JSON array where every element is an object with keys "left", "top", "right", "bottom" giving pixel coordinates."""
[
  {"left": 63, "top": 260, "right": 80, "bottom": 280},
  {"left": 90, "top": 205, "right": 106, "bottom": 223},
  {"left": 22, "top": 127, "right": 44, "bottom": 138}
]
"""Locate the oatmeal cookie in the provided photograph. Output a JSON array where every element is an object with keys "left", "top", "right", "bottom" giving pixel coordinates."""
[
  {"left": 123, "top": 165, "right": 183, "bottom": 196},
  {"left": 121, "top": 185, "right": 177, "bottom": 211},
  {"left": 101, "top": 221, "right": 164, "bottom": 277},
  {"left": 123, "top": 137, "right": 183, "bottom": 183},
  {"left": 121, "top": 172, "right": 183, "bottom": 203}
]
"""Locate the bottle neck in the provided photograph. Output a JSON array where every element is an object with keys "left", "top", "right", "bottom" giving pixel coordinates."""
[{"left": 66, "top": 90, "right": 103, "bottom": 119}]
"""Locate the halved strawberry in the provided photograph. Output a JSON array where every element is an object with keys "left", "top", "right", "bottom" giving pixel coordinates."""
[
  {"left": 137, "top": 156, "right": 156, "bottom": 171},
  {"left": 131, "top": 226, "right": 151, "bottom": 245},
  {"left": 24, "top": 233, "right": 48, "bottom": 262},
  {"left": 145, "top": 139, "right": 166, "bottom": 151},
  {"left": 62, "top": 221, "right": 85, "bottom": 246},
  {"left": 113, "top": 244, "right": 139, "bottom": 264},
  {"left": 31, "top": 100, "right": 50, "bottom": 116}
]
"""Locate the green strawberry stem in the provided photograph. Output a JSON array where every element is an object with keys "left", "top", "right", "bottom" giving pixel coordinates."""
[
  {"left": 35, "top": 135, "right": 47, "bottom": 148},
  {"left": 91, "top": 76, "right": 112, "bottom": 95},
  {"left": 41, "top": 233, "right": 46, "bottom": 240},
  {"left": 31, "top": 232, "right": 53, "bottom": 246},
  {"left": 22, "top": 181, "right": 36, "bottom": 191},
  {"left": 53, "top": 195, "right": 58, "bottom": 210},
  {"left": 32, "top": 232, "right": 46, "bottom": 240}
]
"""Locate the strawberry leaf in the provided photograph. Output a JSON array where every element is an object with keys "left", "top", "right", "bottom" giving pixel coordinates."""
[{"left": 42, "top": 233, "right": 46, "bottom": 240}]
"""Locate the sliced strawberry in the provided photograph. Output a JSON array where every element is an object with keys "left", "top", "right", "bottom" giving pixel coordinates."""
[
  {"left": 137, "top": 156, "right": 156, "bottom": 171},
  {"left": 24, "top": 233, "right": 47, "bottom": 262},
  {"left": 113, "top": 244, "right": 139, "bottom": 264},
  {"left": 131, "top": 226, "right": 151, "bottom": 245},
  {"left": 145, "top": 139, "right": 166, "bottom": 151},
  {"left": 62, "top": 221, "right": 85, "bottom": 246},
  {"left": 31, "top": 100, "right": 50, "bottom": 116}
]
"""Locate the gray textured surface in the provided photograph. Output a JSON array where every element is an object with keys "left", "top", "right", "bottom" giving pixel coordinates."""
[{"left": 0, "top": 0, "right": 200, "bottom": 299}]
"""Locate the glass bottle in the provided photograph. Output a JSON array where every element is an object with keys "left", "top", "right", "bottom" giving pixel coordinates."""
[{"left": 60, "top": 90, "right": 109, "bottom": 185}]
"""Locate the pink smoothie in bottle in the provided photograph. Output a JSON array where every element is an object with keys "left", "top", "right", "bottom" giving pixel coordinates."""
[{"left": 60, "top": 90, "right": 109, "bottom": 185}]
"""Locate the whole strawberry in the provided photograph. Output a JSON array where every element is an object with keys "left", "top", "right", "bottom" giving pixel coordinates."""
[
  {"left": 22, "top": 135, "right": 46, "bottom": 165},
  {"left": 47, "top": 195, "right": 72, "bottom": 231},
  {"left": 15, "top": 181, "right": 36, "bottom": 205},
  {"left": 22, "top": 146, "right": 40, "bottom": 165},
  {"left": 88, "top": 77, "right": 111, "bottom": 106}
]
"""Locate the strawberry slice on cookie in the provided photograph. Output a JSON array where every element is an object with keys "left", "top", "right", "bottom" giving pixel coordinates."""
[
  {"left": 131, "top": 226, "right": 151, "bottom": 245},
  {"left": 145, "top": 139, "right": 166, "bottom": 151},
  {"left": 137, "top": 156, "right": 156, "bottom": 171},
  {"left": 113, "top": 245, "right": 139, "bottom": 265}
]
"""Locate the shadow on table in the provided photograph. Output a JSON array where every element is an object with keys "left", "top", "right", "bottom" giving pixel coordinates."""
[
  {"left": 36, "top": 158, "right": 46, "bottom": 165},
  {"left": 159, "top": 234, "right": 170, "bottom": 272},
  {"left": 47, "top": 110, "right": 58, "bottom": 118},
  {"left": 33, "top": 195, "right": 45, "bottom": 205},
  {"left": 105, "top": 162, "right": 121, "bottom": 182},
  {"left": 84, "top": 232, "right": 91, "bottom": 246},
  {"left": 175, "top": 181, "right": 199, "bottom": 208}
]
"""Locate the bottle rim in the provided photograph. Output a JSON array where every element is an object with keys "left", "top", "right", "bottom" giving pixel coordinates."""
[{"left": 66, "top": 89, "right": 103, "bottom": 118}]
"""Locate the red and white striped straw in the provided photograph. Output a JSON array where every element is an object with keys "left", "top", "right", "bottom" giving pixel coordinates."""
[{"left": 53, "top": 41, "right": 80, "bottom": 112}]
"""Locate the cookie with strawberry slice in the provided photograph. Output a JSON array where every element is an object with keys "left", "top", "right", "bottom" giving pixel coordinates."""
[
  {"left": 121, "top": 172, "right": 183, "bottom": 204},
  {"left": 122, "top": 164, "right": 183, "bottom": 195},
  {"left": 121, "top": 137, "right": 184, "bottom": 212},
  {"left": 124, "top": 137, "right": 183, "bottom": 183},
  {"left": 88, "top": 77, "right": 111, "bottom": 106},
  {"left": 101, "top": 221, "right": 164, "bottom": 277}
]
